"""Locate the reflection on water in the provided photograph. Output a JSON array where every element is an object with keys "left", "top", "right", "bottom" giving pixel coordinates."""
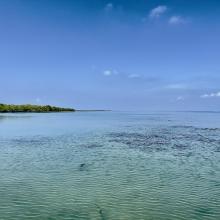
[{"left": 0, "top": 111, "right": 220, "bottom": 219}]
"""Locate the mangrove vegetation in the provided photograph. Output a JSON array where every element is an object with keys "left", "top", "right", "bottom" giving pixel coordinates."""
[{"left": 0, "top": 104, "right": 75, "bottom": 113}]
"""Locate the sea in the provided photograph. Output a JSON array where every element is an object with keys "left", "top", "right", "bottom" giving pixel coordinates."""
[{"left": 0, "top": 111, "right": 220, "bottom": 219}]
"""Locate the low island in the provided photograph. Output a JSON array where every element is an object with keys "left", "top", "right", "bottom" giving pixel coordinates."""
[{"left": 0, "top": 104, "right": 75, "bottom": 113}]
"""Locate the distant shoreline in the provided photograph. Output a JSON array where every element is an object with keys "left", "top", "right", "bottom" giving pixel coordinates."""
[
  {"left": 0, "top": 104, "right": 75, "bottom": 113},
  {"left": 0, "top": 103, "right": 111, "bottom": 113},
  {"left": 0, "top": 110, "right": 111, "bottom": 113},
  {"left": 76, "top": 110, "right": 111, "bottom": 112}
]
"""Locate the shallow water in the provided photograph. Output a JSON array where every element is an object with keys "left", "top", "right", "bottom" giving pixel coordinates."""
[{"left": 0, "top": 111, "right": 220, "bottom": 220}]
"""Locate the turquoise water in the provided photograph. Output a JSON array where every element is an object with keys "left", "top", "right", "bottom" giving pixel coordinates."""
[{"left": 0, "top": 111, "right": 220, "bottom": 220}]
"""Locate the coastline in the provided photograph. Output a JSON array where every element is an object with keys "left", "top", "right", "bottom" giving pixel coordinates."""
[{"left": 0, "top": 104, "right": 75, "bottom": 113}]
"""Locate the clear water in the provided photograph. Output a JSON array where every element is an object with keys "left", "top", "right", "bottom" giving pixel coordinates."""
[{"left": 0, "top": 111, "right": 220, "bottom": 220}]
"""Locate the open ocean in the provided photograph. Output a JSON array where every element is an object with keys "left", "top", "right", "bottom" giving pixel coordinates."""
[{"left": 0, "top": 111, "right": 220, "bottom": 220}]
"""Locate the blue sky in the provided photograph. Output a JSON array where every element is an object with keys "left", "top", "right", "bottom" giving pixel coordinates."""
[{"left": 1, "top": 0, "right": 220, "bottom": 110}]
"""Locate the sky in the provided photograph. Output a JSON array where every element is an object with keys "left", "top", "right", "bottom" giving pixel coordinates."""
[{"left": 1, "top": 0, "right": 220, "bottom": 111}]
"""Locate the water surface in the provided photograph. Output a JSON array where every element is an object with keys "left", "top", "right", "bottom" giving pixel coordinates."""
[{"left": 0, "top": 111, "right": 220, "bottom": 219}]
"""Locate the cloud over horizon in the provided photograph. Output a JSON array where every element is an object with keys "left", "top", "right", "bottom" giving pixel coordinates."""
[
  {"left": 168, "top": 16, "right": 187, "bottom": 25},
  {"left": 128, "top": 74, "right": 141, "bottom": 79},
  {"left": 165, "top": 83, "right": 188, "bottom": 90},
  {"left": 176, "top": 96, "right": 185, "bottom": 101},
  {"left": 102, "top": 70, "right": 158, "bottom": 83},
  {"left": 200, "top": 92, "right": 220, "bottom": 98}
]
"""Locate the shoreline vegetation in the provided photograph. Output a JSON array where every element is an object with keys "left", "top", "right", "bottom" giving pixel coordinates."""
[
  {"left": 0, "top": 104, "right": 75, "bottom": 113},
  {"left": 0, "top": 104, "right": 111, "bottom": 113}
]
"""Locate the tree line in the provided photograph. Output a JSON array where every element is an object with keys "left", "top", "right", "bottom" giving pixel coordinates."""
[{"left": 0, "top": 104, "right": 75, "bottom": 113}]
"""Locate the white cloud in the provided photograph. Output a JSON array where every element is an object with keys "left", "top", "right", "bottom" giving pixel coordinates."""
[
  {"left": 103, "top": 69, "right": 119, "bottom": 76},
  {"left": 105, "top": 3, "right": 113, "bottom": 12},
  {"left": 103, "top": 70, "right": 145, "bottom": 80},
  {"left": 177, "top": 96, "right": 184, "bottom": 101},
  {"left": 149, "top": 5, "right": 168, "bottom": 19},
  {"left": 103, "top": 70, "right": 112, "bottom": 76},
  {"left": 165, "top": 83, "right": 188, "bottom": 89},
  {"left": 200, "top": 91, "right": 220, "bottom": 98},
  {"left": 168, "top": 16, "right": 187, "bottom": 25},
  {"left": 128, "top": 74, "right": 141, "bottom": 79}
]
